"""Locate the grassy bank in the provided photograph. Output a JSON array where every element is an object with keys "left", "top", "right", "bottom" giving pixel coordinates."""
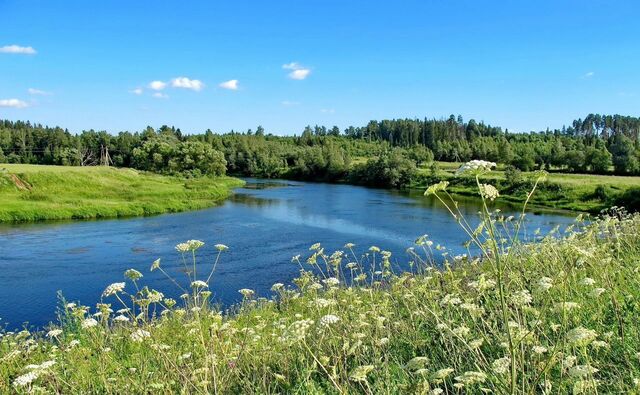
[
  {"left": 412, "top": 161, "right": 640, "bottom": 213},
  {"left": 1, "top": 176, "right": 639, "bottom": 393},
  {"left": 0, "top": 164, "right": 244, "bottom": 222}
]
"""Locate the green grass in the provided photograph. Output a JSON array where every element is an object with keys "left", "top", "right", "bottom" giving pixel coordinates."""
[
  {"left": 414, "top": 161, "right": 640, "bottom": 213},
  {"left": 1, "top": 177, "right": 640, "bottom": 393},
  {"left": 0, "top": 164, "right": 245, "bottom": 222}
]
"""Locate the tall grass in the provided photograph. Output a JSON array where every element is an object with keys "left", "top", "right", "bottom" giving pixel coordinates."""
[{"left": 1, "top": 161, "right": 639, "bottom": 393}]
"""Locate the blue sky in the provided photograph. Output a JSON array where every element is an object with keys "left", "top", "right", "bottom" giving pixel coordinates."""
[{"left": 1, "top": 0, "right": 639, "bottom": 135}]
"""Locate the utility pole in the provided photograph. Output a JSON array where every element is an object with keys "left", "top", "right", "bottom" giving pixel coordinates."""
[{"left": 100, "top": 144, "right": 113, "bottom": 166}]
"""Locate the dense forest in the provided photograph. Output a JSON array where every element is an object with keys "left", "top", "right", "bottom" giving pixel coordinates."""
[{"left": 1, "top": 114, "right": 639, "bottom": 186}]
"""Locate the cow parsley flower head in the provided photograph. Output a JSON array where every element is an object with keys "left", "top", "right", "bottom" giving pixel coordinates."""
[
  {"left": 319, "top": 314, "right": 341, "bottom": 327},
  {"left": 580, "top": 277, "right": 596, "bottom": 286},
  {"left": 46, "top": 329, "right": 63, "bottom": 338},
  {"left": 150, "top": 258, "right": 161, "bottom": 271},
  {"left": 130, "top": 329, "right": 151, "bottom": 342},
  {"left": 537, "top": 277, "right": 553, "bottom": 291},
  {"left": 492, "top": 357, "right": 511, "bottom": 374},
  {"left": 424, "top": 181, "right": 449, "bottom": 196},
  {"left": 215, "top": 244, "right": 229, "bottom": 251},
  {"left": 238, "top": 288, "right": 255, "bottom": 298},
  {"left": 13, "top": 371, "right": 39, "bottom": 388},
  {"left": 567, "top": 327, "right": 598, "bottom": 346},
  {"left": 114, "top": 315, "right": 129, "bottom": 322},
  {"left": 479, "top": 184, "right": 500, "bottom": 201},
  {"left": 456, "top": 160, "right": 496, "bottom": 176},
  {"left": 124, "top": 269, "right": 143, "bottom": 281},
  {"left": 81, "top": 318, "right": 98, "bottom": 329},
  {"left": 102, "top": 282, "right": 126, "bottom": 297},
  {"left": 191, "top": 280, "right": 208, "bottom": 289}
]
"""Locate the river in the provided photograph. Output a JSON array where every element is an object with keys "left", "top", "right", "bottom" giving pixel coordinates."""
[{"left": 0, "top": 179, "right": 576, "bottom": 329}]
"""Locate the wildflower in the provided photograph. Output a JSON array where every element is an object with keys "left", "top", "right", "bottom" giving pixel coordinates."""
[
  {"left": 568, "top": 365, "right": 599, "bottom": 378},
  {"left": 440, "top": 294, "right": 462, "bottom": 307},
  {"left": 429, "top": 389, "right": 444, "bottom": 395},
  {"left": 66, "top": 303, "right": 76, "bottom": 309},
  {"left": 492, "top": 357, "right": 511, "bottom": 374},
  {"left": 580, "top": 277, "right": 596, "bottom": 286},
  {"left": 563, "top": 355, "right": 578, "bottom": 369},
  {"left": 567, "top": 327, "right": 598, "bottom": 346},
  {"left": 369, "top": 246, "right": 380, "bottom": 253},
  {"left": 452, "top": 325, "right": 470, "bottom": 338},
  {"left": 238, "top": 289, "right": 255, "bottom": 298},
  {"left": 309, "top": 243, "right": 321, "bottom": 251},
  {"left": 214, "top": 243, "right": 228, "bottom": 251},
  {"left": 346, "top": 262, "right": 358, "bottom": 269},
  {"left": 532, "top": 345, "right": 548, "bottom": 354},
  {"left": 591, "top": 340, "right": 609, "bottom": 349},
  {"left": 68, "top": 339, "right": 80, "bottom": 348},
  {"left": 511, "top": 289, "right": 532, "bottom": 306},
  {"left": 424, "top": 180, "right": 449, "bottom": 196},
  {"left": 319, "top": 314, "right": 341, "bottom": 327},
  {"left": 124, "top": 269, "right": 143, "bottom": 281},
  {"left": 555, "top": 302, "right": 580, "bottom": 311},
  {"left": 377, "top": 337, "right": 389, "bottom": 346},
  {"left": 590, "top": 288, "right": 606, "bottom": 297},
  {"left": 13, "top": 371, "right": 39, "bottom": 388},
  {"left": 191, "top": 280, "right": 208, "bottom": 289},
  {"left": 469, "top": 339, "right": 484, "bottom": 349},
  {"left": 455, "top": 160, "right": 496, "bottom": 176},
  {"left": 130, "top": 329, "right": 151, "bottom": 342},
  {"left": 81, "top": 318, "right": 98, "bottom": 329},
  {"left": 350, "top": 365, "right": 375, "bottom": 382},
  {"left": 479, "top": 184, "right": 500, "bottom": 201},
  {"left": 323, "top": 277, "right": 340, "bottom": 287},
  {"left": 175, "top": 243, "right": 190, "bottom": 252},
  {"left": 114, "top": 315, "right": 129, "bottom": 322},
  {"left": 46, "top": 329, "right": 63, "bottom": 338},
  {"left": 455, "top": 371, "right": 487, "bottom": 385},
  {"left": 102, "top": 282, "right": 126, "bottom": 297},
  {"left": 433, "top": 368, "right": 454, "bottom": 380},
  {"left": 405, "top": 356, "right": 429, "bottom": 371},
  {"left": 150, "top": 258, "right": 161, "bottom": 271},
  {"left": 271, "top": 283, "right": 284, "bottom": 291},
  {"left": 537, "top": 277, "right": 553, "bottom": 291},
  {"left": 344, "top": 243, "right": 355, "bottom": 248}
]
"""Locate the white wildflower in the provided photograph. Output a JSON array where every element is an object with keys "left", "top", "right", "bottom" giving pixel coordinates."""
[
  {"left": 102, "top": 282, "right": 125, "bottom": 297},
  {"left": 130, "top": 329, "right": 151, "bottom": 342}
]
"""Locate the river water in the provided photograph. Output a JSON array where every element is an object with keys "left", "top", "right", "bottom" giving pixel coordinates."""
[{"left": 0, "top": 179, "right": 576, "bottom": 329}]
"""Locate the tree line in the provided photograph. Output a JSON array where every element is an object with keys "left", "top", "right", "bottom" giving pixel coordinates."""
[{"left": 1, "top": 113, "right": 639, "bottom": 183}]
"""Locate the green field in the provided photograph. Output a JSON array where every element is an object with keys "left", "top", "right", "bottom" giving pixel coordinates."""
[
  {"left": 0, "top": 164, "right": 244, "bottom": 222},
  {"left": 413, "top": 161, "right": 640, "bottom": 213}
]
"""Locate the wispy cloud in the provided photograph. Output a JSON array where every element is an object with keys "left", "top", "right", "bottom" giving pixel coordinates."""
[
  {"left": 171, "top": 77, "right": 204, "bottom": 91},
  {"left": 152, "top": 92, "right": 169, "bottom": 99},
  {"left": 320, "top": 108, "right": 335, "bottom": 114},
  {"left": 28, "top": 88, "right": 52, "bottom": 96},
  {"left": 583, "top": 71, "right": 595, "bottom": 79},
  {"left": 0, "top": 45, "right": 36, "bottom": 54},
  {"left": 130, "top": 88, "right": 144, "bottom": 95},
  {"left": 281, "top": 100, "right": 300, "bottom": 106},
  {"left": 219, "top": 79, "right": 239, "bottom": 90},
  {"left": 0, "top": 99, "right": 30, "bottom": 108},
  {"left": 149, "top": 80, "right": 167, "bottom": 90},
  {"left": 283, "top": 62, "right": 311, "bottom": 80}
]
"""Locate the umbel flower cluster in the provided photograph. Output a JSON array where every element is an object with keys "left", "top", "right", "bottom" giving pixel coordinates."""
[{"left": 1, "top": 161, "right": 639, "bottom": 394}]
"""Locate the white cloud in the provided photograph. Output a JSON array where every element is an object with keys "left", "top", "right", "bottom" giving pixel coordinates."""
[
  {"left": 0, "top": 99, "right": 30, "bottom": 108},
  {"left": 282, "top": 62, "right": 311, "bottom": 80},
  {"left": 28, "top": 88, "right": 52, "bottom": 96},
  {"left": 281, "top": 100, "right": 300, "bottom": 106},
  {"left": 149, "top": 80, "right": 167, "bottom": 90},
  {"left": 0, "top": 45, "right": 36, "bottom": 54},
  {"left": 219, "top": 79, "right": 239, "bottom": 90},
  {"left": 320, "top": 108, "right": 335, "bottom": 114},
  {"left": 130, "top": 88, "right": 144, "bottom": 95},
  {"left": 583, "top": 71, "right": 595, "bottom": 78},
  {"left": 171, "top": 77, "right": 204, "bottom": 91},
  {"left": 152, "top": 92, "right": 169, "bottom": 99},
  {"left": 289, "top": 69, "right": 311, "bottom": 80}
]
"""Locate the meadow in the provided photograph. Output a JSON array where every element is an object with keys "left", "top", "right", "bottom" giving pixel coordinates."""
[
  {"left": 1, "top": 162, "right": 639, "bottom": 393},
  {"left": 0, "top": 164, "right": 244, "bottom": 222},
  {"left": 413, "top": 161, "right": 640, "bottom": 213}
]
